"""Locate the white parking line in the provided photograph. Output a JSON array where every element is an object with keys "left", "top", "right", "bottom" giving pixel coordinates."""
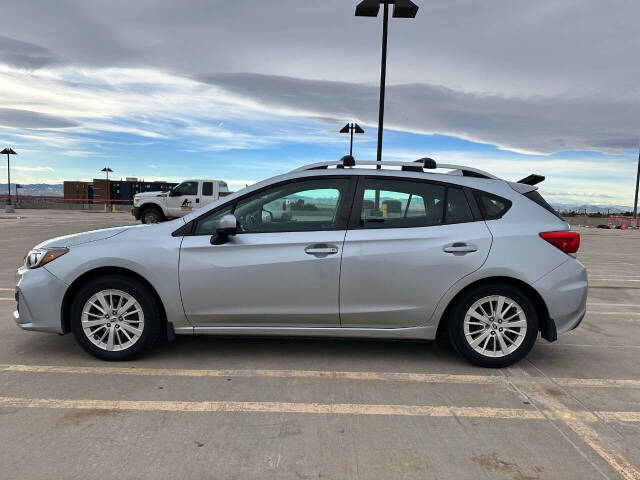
[
  {"left": 0, "top": 396, "right": 638, "bottom": 424},
  {"left": 2, "top": 364, "right": 640, "bottom": 389},
  {"left": 0, "top": 396, "right": 548, "bottom": 419}
]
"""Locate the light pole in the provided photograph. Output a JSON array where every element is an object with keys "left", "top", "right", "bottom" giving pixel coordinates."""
[
  {"left": 101, "top": 167, "right": 113, "bottom": 209},
  {"left": 1, "top": 148, "right": 17, "bottom": 207},
  {"left": 15, "top": 184, "right": 21, "bottom": 205},
  {"left": 340, "top": 123, "right": 365, "bottom": 156},
  {"left": 355, "top": 0, "right": 418, "bottom": 168},
  {"left": 633, "top": 146, "right": 640, "bottom": 228}
]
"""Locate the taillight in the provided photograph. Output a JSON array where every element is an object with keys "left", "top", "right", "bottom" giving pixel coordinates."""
[{"left": 539, "top": 231, "right": 580, "bottom": 254}]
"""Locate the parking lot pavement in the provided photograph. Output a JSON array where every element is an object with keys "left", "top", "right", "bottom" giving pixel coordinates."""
[{"left": 1, "top": 211, "right": 639, "bottom": 480}]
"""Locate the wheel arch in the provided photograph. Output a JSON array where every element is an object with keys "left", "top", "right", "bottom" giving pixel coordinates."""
[
  {"left": 61, "top": 266, "right": 168, "bottom": 334},
  {"left": 436, "top": 276, "right": 555, "bottom": 342}
]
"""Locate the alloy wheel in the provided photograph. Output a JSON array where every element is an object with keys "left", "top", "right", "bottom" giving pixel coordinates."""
[
  {"left": 463, "top": 295, "right": 527, "bottom": 358},
  {"left": 81, "top": 289, "right": 145, "bottom": 351}
]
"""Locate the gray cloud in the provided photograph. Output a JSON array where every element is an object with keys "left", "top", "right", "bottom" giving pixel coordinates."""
[
  {"left": 200, "top": 73, "right": 638, "bottom": 154},
  {"left": 0, "top": 109, "right": 79, "bottom": 129},
  {"left": 0, "top": 35, "right": 61, "bottom": 69},
  {"left": 0, "top": 0, "right": 639, "bottom": 154}
]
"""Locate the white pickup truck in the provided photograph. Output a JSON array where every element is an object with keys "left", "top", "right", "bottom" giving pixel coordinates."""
[{"left": 132, "top": 179, "right": 230, "bottom": 223}]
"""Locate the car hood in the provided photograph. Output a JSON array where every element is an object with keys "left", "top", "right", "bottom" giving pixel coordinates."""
[{"left": 35, "top": 225, "right": 142, "bottom": 248}]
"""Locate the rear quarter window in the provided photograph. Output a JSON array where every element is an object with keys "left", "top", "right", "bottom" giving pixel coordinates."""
[{"left": 474, "top": 191, "right": 512, "bottom": 220}]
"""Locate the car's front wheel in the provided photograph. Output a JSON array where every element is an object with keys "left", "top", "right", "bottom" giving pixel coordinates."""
[
  {"left": 447, "top": 282, "right": 538, "bottom": 368},
  {"left": 70, "top": 275, "right": 162, "bottom": 360}
]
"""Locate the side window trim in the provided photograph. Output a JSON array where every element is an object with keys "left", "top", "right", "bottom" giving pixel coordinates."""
[
  {"left": 175, "top": 176, "right": 357, "bottom": 236},
  {"left": 464, "top": 187, "right": 483, "bottom": 221}
]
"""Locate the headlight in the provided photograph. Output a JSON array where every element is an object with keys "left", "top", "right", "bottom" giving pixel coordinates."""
[
  {"left": 134, "top": 197, "right": 140, "bottom": 204},
  {"left": 24, "top": 247, "right": 69, "bottom": 269}
]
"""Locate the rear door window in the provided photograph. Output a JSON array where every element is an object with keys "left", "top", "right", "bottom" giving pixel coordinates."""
[
  {"left": 202, "top": 182, "right": 214, "bottom": 196},
  {"left": 358, "top": 178, "right": 445, "bottom": 228},
  {"left": 445, "top": 187, "right": 474, "bottom": 224}
]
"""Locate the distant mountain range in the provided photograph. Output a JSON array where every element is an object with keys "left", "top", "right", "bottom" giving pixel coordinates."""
[
  {"left": 0, "top": 183, "right": 63, "bottom": 197},
  {"left": 0, "top": 183, "right": 635, "bottom": 213},
  {"left": 551, "top": 203, "right": 633, "bottom": 214}
]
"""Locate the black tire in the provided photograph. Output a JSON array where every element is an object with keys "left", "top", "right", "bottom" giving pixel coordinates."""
[
  {"left": 447, "top": 282, "right": 538, "bottom": 368},
  {"left": 141, "top": 207, "right": 163, "bottom": 224},
  {"left": 70, "top": 275, "right": 162, "bottom": 361}
]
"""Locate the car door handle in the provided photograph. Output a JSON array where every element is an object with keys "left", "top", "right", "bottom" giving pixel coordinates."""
[
  {"left": 443, "top": 243, "right": 478, "bottom": 254},
  {"left": 304, "top": 244, "right": 339, "bottom": 256}
]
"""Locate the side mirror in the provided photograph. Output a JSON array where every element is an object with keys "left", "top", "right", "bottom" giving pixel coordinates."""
[
  {"left": 169, "top": 188, "right": 181, "bottom": 197},
  {"left": 211, "top": 214, "right": 238, "bottom": 245}
]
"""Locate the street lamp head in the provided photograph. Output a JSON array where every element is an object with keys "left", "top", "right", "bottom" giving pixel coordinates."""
[
  {"left": 393, "top": 0, "right": 419, "bottom": 18},
  {"left": 1, "top": 148, "right": 17, "bottom": 155},
  {"left": 101, "top": 167, "right": 113, "bottom": 173},
  {"left": 353, "top": 123, "right": 365, "bottom": 134},
  {"left": 355, "top": 0, "right": 380, "bottom": 17},
  {"left": 339, "top": 123, "right": 351, "bottom": 134}
]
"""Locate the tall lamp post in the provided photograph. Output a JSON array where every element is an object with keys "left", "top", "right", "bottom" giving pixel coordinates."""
[
  {"left": 340, "top": 123, "right": 365, "bottom": 156},
  {"left": 355, "top": 0, "right": 418, "bottom": 168},
  {"left": 633, "top": 146, "right": 640, "bottom": 228},
  {"left": 2, "top": 148, "right": 17, "bottom": 209},
  {"left": 101, "top": 167, "right": 113, "bottom": 209}
]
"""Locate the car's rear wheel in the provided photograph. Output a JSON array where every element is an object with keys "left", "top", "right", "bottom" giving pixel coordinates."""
[
  {"left": 141, "top": 207, "right": 162, "bottom": 224},
  {"left": 447, "top": 283, "right": 538, "bottom": 368},
  {"left": 70, "top": 275, "right": 162, "bottom": 360}
]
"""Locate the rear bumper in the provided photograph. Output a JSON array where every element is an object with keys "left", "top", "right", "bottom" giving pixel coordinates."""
[
  {"left": 14, "top": 266, "right": 68, "bottom": 334},
  {"left": 534, "top": 258, "right": 588, "bottom": 336},
  {"left": 132, "top": 207, "right": 141, "bottom": 219}
]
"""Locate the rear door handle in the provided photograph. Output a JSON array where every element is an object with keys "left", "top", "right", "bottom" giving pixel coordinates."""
[
  {"left": 443, "top": 242, "right": 478, "bottom": 254},
  {"left": 305, "top": 244, "right": 339, "bottom": 256}
]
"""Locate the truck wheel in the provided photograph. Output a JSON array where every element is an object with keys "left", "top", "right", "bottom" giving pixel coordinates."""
[
  {"left": 70, "top": 275, "right": 162, "bottom": 361},
  {"left": 141, "top": 207, "right": 162, "bottom": 224}
]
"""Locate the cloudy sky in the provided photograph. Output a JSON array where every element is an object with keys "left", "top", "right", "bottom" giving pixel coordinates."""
[{"left": 0, "top": 0, "right": 638, "bottom": 205}]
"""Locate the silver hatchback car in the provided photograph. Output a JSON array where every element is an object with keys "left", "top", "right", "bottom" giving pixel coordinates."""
[{"left": 14, "top": 158, "right": 587, "bottom": 367}]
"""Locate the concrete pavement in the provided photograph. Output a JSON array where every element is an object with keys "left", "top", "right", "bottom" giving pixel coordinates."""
[{"left": 0, "top": 210, "right": 639, "bottom": 480}]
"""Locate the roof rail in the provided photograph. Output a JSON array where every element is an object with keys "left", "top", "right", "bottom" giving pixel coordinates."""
[{"left": 292, "top": 157, "right": 498, "bottom": 179}]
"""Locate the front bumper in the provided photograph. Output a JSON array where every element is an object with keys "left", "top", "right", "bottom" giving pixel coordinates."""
[
  {"left": 534, "top": 258, "right": 588, "bottom": 336},
  {"left": 14, "top": 266, "right": 68, "bottom": 334},
  {"left": 132, "top": 207, "right": 141, "bottom": 219}
]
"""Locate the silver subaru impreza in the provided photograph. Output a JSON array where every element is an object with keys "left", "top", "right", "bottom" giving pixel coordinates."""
[{"left": 14, "top": 158, "right": 587, "bottom": 367}]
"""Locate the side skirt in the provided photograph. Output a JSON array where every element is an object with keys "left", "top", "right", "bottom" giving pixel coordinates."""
[{"left": 181, "top": 325, "right": 437, "bottom": 340}]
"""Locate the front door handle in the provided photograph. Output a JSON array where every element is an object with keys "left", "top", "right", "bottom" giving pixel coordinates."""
[
  {"left": 443, "top": 242, "right": 478, "bottom": 254},
  {"left": 305, "top": 244, "right": 339, "bottom": 257}
]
